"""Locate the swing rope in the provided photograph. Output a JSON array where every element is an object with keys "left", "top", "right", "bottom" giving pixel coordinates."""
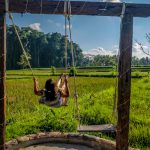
[
  {"left": 9, "top": 2, "right": 80, "bottom": 125},
  {"left": 64, "top": 0, "right": 68, "bottom": 72},
  {"left": 64, "top": 0, "right": 81, "bottom": 126},
  {"left": 8, "top": 13, "right": 35, "bottom": 78}
]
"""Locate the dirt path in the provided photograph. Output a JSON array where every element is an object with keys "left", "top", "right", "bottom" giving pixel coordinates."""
[{"left": 20, "top": 143, "right": 93, "bottom": 150}]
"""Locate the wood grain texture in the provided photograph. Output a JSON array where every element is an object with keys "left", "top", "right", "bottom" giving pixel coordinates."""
[
  {"left": 116, "top": 14, "right": 133, "bottom": 150},
  {"left": 0, "top": 12, "right": 6, "bottom": 150},
  {"left": 0, "top": 0, "right": 150, "bottom": 17},
  {"left": 77, "top": 124, "right": 115, "bottom": 133}
]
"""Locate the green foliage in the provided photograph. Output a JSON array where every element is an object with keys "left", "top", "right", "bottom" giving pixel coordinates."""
[
  {"left": 7, "top": 25, "right": 150, "bottom": 70},
  {"left": 134, "top": 70, "right": 141, "bottom": 78},
  {"left": 141, "top": 77, "right": 150, "bottom": 83},
  {"left": 5, "top": 69, "right": 150, "bottom": 150},
  {"left": 50, "top": 66, "right": 56, "bottom": 75},
  {"left": 82, "top": 55, "right": 150, "bottom": 68},
  {"left": 111, "top": 66, "right": 117, "bottom": 76},
  {"left": 17, "top": 51, "right": 31, "bottom": 69},
  {"left": 7, "top": 25, "right": 83, "bottom": 69},
  {"left": 69, "top": 67, "right": 77, "bottom": 76}
]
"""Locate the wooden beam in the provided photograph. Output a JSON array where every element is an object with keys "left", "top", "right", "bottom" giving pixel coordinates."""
[
  {"left": 0, "top": 0, "right": 150, "bottom": 17},
  {"left": 0, "top": 12, "right": 6, "bottom": 150},
  {"left": 116, "top": 14, "right": 133, "bottom": 150}
]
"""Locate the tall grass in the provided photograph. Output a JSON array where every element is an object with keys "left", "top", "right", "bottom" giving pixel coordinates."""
[{"left": 6, "top": 72, "right": 150, "bottom": 150}]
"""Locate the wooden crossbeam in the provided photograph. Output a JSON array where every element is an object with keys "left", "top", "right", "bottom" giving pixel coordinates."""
[{"left": 0, "top": 0, "right": 150, "bottom": 17}]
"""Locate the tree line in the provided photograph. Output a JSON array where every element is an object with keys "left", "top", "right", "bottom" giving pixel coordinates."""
[
  {"left": 7, "top": 25, "right": 83, "bottom": 69},
  {"left": 81, "top": 55, "right": 150, "bottom": 67},
  {"left": 6, "top": 25, "right": 150, "bottom": 70}
]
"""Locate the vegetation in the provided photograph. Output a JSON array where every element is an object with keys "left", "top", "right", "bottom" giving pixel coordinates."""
[
  {"left": 7, "top": 25, "right": 83, "bottom": 69},
  {"left": 6, "top": 67, "right": 150, "bottom": 79},
  {"left": 17, "top": 51, "right": 31, "bottom": 69},
  {"left": 69, "top": 67, "right": 77, "bottom": 76},
  {"left": 50, "top": 66, "right": 56, "bottom": 75},
  {"left": 6, "top": 69, "right": 150, "bottom": 150},
  {"left": 7, "top": 25, "right": 150, "bottom": 70},
  {"left": 5, "top": 26, "right": 150, "bottom": 150},
  {"left": 83, "top": 55, "right": 150, "bottom": 67}
]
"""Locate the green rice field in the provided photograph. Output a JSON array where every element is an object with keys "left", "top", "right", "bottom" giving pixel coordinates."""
[{"left": 6, "top": 68, "right": 150, "bottom": 150}]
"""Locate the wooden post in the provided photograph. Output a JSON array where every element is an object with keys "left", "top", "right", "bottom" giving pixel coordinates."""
[
  {"left": 0, "top": 7, "right": 6, "bottom": 150},
  {"left": 116, "top": 14, "right": 133, "bottom": 150}
]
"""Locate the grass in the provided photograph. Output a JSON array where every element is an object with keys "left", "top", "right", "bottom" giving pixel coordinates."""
[
  {"left": 5, "top": 69, "right": 150, "bottom": 150},
  {"left": 7, "top": 68, "right": 150, "bottom": 78}
]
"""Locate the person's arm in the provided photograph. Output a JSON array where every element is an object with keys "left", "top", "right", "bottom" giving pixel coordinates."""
[
  {"left": 55, "top": 74, "right": 64, "bottom": 91},
  {"left": 33, "top": 77, "right": 42, "bottom": 96},
  {"left": 61, "top": 76, "right": 70, "bottom": 97}
]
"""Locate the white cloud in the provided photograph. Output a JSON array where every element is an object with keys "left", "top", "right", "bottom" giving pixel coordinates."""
[
  {"left": 29, "top": 23, "right": 41, "bottom": 31},
  {"left": 132, "top": 43, "right": 150, "bottom": 58},
  {"left": 83, "top": 43, "right": 150, "bottom": 59},
  {"left": 83, "top": 47, "right": 117, "bottom": 58},
  {"left": 102, "top": 0, "right": 121, "bottom": 2}
]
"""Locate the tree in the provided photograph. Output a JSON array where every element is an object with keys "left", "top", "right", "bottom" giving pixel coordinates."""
[
  {"left": 51, "top": 66, "right": 56, "bottom": 75},
  {"left": 7, "top": 25, "right": 84, "bottom": 69},
  {"left": 17, "top": 51, "right": 31, "bottom": 69}
]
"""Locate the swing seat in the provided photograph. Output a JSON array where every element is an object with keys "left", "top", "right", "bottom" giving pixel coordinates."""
[
  {"left": 77, "top": 124, "right": 116, "bottom": 133},
  {"left": 39, "top": 97, "right": 68, "bottom": 108}
]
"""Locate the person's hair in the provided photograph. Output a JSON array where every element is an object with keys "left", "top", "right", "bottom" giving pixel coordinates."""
[{"left": 44, "top": 79, "right": 56, "bottom": 101}]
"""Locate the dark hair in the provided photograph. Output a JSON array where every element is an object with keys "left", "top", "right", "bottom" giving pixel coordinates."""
[{"left": 45, "top": 79, "right": 56, "bottom": 101}]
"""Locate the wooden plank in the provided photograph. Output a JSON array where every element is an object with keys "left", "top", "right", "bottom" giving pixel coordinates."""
[
  {"left": 77, "top": 124, "right": 116, "bottom": 133},
  {"left": 0, "top": 8, "right": 6, "bottom": 150},
  {"left": 116, "top": 14, "right": 133, "bottom": 150},
  {"left": 0, "top": 0, "right": 150, "bottom": 17}
]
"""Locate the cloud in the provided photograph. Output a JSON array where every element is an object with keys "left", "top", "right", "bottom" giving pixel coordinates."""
[
  {"left": 29, "top": 23, "right": 41, "bottom": 31},
  {"left": 83, "top": 47, "right": 117, "bottom": 58},
  {"left": 48, "top": 19, "right": 61, "bottom": 28},
  {"left": 83, "top": 43, "right": 150, "bottom": 59},
  {"left": 132, "top": 43, "right": 150, "bottom": 58},
  {"left": 102, "top": 0, "right": 121, "bottom": 2}
]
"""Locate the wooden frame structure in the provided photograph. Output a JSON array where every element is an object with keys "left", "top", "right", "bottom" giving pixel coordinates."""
[{"left": 0, "top": 0, "right": 150, "bottom": 150}]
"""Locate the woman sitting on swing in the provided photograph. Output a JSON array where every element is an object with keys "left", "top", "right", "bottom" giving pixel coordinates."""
[{"left": 33, "top": 74, "right": 70, "bottom": 107}]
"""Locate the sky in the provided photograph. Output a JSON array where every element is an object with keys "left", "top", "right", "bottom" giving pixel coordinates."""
[{"left": 7, "top": 0, "right": 150, "bottom": 58}]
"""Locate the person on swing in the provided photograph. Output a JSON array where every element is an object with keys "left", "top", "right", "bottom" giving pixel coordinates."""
[{"left": 33, "top": 74, "right": 70, "bottom": 107}]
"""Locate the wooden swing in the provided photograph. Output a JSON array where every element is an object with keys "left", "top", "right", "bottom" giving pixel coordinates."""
[
  {"left": 9, "top": 0, "right": 117, "bottom": 133},
  {"left": 77, "top": 2, "right": 126, "bottom": 134},
  {"left": 77, "top": 124, "right": 116, "bottom": 133},
  {"left": 65, "top": 0, "right": 117, "bottom": 134}
]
